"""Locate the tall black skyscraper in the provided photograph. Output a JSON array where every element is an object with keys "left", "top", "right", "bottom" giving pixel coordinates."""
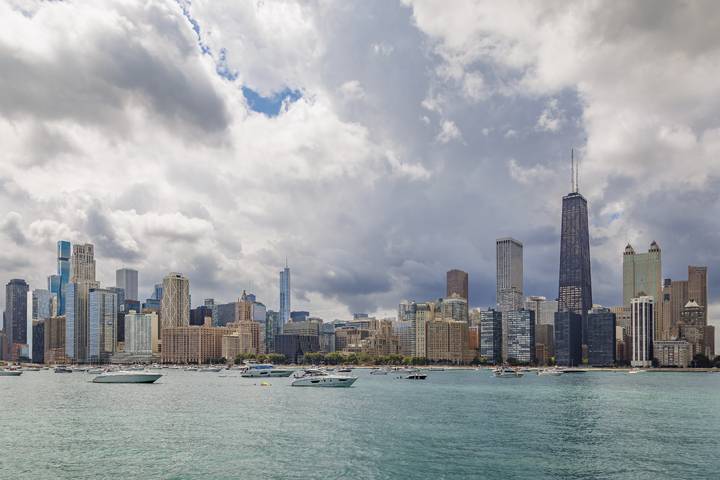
[
  {"left": 4, "top": 278, "right": 29, "bottom": 358},
  {"left": 558, "top": 152, "right": 592, "bottom": 322}
]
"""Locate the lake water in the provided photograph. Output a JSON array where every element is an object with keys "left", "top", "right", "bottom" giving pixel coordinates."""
[{"left": 1, "top": 369, "right": 719, "bottom": 479}]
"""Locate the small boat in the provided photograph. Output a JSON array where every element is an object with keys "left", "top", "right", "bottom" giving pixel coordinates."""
[
  {"left": 493, "top": 367, "right": 524, "bottom": 378},
  {"left": 537, "top": 368, "right": 564, "bottom": 376},
  {"left": 628, "top": 368, "right": 644, "bottom": 375},
  {"left": 54, "top": 365, "right": 73, "bottom": 373},
  {"left": 87, "top": 367, "right": 105, "bottom": 374},
  {"left": 337, "top": 366, "right": 353, "bottom": 373},
  {"left": 291, "top": 369, "right": 358, "bottom": 387},
  {"left": 184, "top": 366, "right": 198, "bottom": 372},
  {"left": 427, "top": 367, "right": 445, "bottom": 372},
  {"left": 199, "top": 366, "right": 223, "bottom": 373},
  {"left": 259, "top": 381, "right": 271, "bottom": 387},
  {"left": 406, "top": 372, "right": 427, "bottom": 380},
  {"left": 92, "top": 371, "right": 162, "bottom": 384},
  {"left": 0, "top": 369, "right": 22, "bottom": 376},
  {"left": 23, "top": 367, "right": 41, "bottom": 372}
]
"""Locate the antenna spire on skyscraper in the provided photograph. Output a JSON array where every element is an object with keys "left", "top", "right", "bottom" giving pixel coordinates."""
[{"left": 571, "top": 148, "right": 579, "bottom": 193}]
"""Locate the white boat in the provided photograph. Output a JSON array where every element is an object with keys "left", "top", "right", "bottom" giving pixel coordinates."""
[
  {"left": 92, "top": 371, "right": 162, "bottom": 383},
  {"left": 23, "top": 367, "right": 41, "bottom": 372},
  {"left": 54, "top": 365, "right": 73, "bottom": 373},
  {"left": 199, "top": 366, "right": 223, "bottom": 373},
  {"left": 369, "top": 368, "right": 390, "bottom": 375},
  {"left": 493, "top": 367, "right": 524, "bottom": 378},
  {"left": 427, "top": 367, "right": 445, "bottom": 372},
  {"left": 406, "top": 372, "right": 427, "bottom": 380},
  {"left": 537, "top": 368, "right": 564, "bottom": 376},
  {"left": 0, "top": 369, "right": 22, "bottom": 376},
  {"left": 291, "top": 369, "right": 358, "bottom": 387},
  {"left": 628, "top": 368, "right": 644, "bottom": 375},
  {"left": 337, "top": 366, "right": 353, "bottom": 373},
  {"left": 87, "top": 367, "right": 105, "bottom": 374},
  {"left": 184, "top": 366, "right": 198, "bottom": 372},
  {"left": 240, "top": 363, "right": 293, "bottom": 377}
]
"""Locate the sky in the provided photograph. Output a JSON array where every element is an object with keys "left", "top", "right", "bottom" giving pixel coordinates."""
[{"left": 1, "top": 0, "right": 719, "bottom": 335}]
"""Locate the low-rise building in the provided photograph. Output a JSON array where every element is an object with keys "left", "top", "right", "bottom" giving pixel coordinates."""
[
  {"left": 654, "top": 340, "right": 691, "bottom": 367},
  {"left": 161, "top": 325, "right": 233, "bottom": 364}
]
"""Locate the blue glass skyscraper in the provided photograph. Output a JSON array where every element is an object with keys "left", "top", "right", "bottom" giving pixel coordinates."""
[{"left": 55, "top": 240, "right": 71, "bottom": 315}]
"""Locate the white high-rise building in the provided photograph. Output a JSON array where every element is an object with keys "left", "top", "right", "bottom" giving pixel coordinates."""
[
  {"left": 116, "top": 268, "right": 139, "bottom": 301},
  {"left": 125, "top": 310, "right": 158, "bottom": 355},
  {"left": 279, "top": 263, "right": 291, "bottom": 327},
  {"left": 160, "top": 273, "right": 190, "bottom": 329},
  {"left": 631, "top": 296, "right": 654, "bottom": 367},
  {"left": 496, "top": 238, "right": 523, "bottom": 312}
]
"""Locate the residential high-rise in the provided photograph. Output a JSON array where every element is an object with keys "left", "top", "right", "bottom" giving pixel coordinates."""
[
  {"left": 440, "top": 294, "right": 468, "bottom": 323},
  {"left": 88, "top": 288, "right": 117, "bottom": 362},
  {"left": 622, "top": 242, "right": 663, "bottom": 338},
  {"left": 124, "top": 310, "right": 159, "bottom": 356},
  {"left": 44, "top": 315, "right": 67, "bottom": 364},
  {"left": 587, "top": 307, "right": 616, "bottom": 366},
  {"left": 505, "top": 309, "right": 535, "bottom": 364},
  {"left": 558, "top": 156, "right": 592, "bottom": 349},
  {"left": 630, "top": 296, "right": 654, "bottom": 367},
  {"left": 535, "top": 324, "right": 554, "bottom": 365},
  {"left": 479, "top": 308, "right": 502, "bottom": 364},
  {"left": 4, "top": 278, "right": 29, "bottom": 359},
  {"left": 32, "top": 320, "right": 45, "bottom": 364},
  {"left": 204, "top": 298, "right": 217, "bottom": 326},
  {"left": 496, "top": 238, "right": 523, "bottom": 312},
  {"left": 555, "top": 311, "right": 582, "bottom": 367},
  {"left": 524, "top": 296, "right": 559, "bottom": 325},
  {"left": 414, "top": 302, "right": 436, "bottom": 359},
  {"left": 678, "top": 300, "right": 706, "bottom": 358},
  {"left": 160, "top": 273, "right": 190, "bottom": 329},
  {"left": 279, "top": 263, "right": 291, "bottom": 328},
  {"left": 115, "top": 268, "right": 139, "bottom": 301},
  {"left": 446, "top": 269, "right": 469, "bottom": 302},
  {"left": 65, "top": 243, "right": 98, "bottom": 363},
  {"left": 666, "top": 266, "right": 709, "bottom": 337},
  {"left": 425, "top": 320, "right": 472, "bottom": 364}
]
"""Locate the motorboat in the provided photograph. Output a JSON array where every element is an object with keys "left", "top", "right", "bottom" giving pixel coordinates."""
[
  {"left": 537, "top": 368, "right": 564, "bottom": 376},
  {"left": 628, "top": 368, "right": 644, "bottom": 375},
  {"left": 199, "top": 366, "right": 223, "bottom": 373},
  {"left": 337, "top": 366, "right": 353, "bottom": 373},
  {"left": 0, "top": 369, "right": 22, "bottom": 376},
  {"left": 369, "top": 368, "right": 390, "bottom": 375},
  {"left": 240, "top": 363, "right": 293, "bottom": 377},
  {"left": 54, "top": 365, "right": 73, "bottom": 373},
  {"left": 493, "top": 367, "right": 524, "bottom": 378},
  {"left": 87, "top": 367, "right": 105, "bottom": 374},
  {"left": 291, "top": 369, "right": 358, "bottom": 387},
  {"left": 92, "top": 371, "right": 162, "bottom": 384},
  {"left": 184, "top": 366, "right": 198, "bottom": 372},
  {"left": 405, "top": 372, "right": 427, "bottom": 380},
  {"left": 427, "top": 367, "right": 445, "bottom": 371},
  {"left": 23, "top": 367, "right": 41, "bottom": 372}
]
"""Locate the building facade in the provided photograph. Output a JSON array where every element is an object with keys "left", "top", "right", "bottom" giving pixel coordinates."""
[
  {"left": 88, "top": 288, "right": 118, "bottom": 362},
  {"left": 631, "top": 296, "right": 654, "bottom": 367},
  {"left": 446, "top": 269, "right": 469, "bottom": 302},
  {"left": 116, "top": 268, "right": 139, "bottom": 301},
  {"left": 496, "top": 238, "right": 523, "bottom": 312},
  {"left": 160, "top": 272, "right": 190, "bottom": 329},
  {"left": 587, "top": 307, "right": 616, "bottom": 366},
  {"left": 654, "top": 340, "right": 690, "bottom": 367},
  {"left": 4, "top": 279, "right": 29, "bottom": 358},
  {"left": 124, "top": 310, "right": 159, "bottom": 356},
  {"left": 480, "top": 309, "right": 502, "bottom": 364},
  {"left": 161, "top": 325, "right": 232, "bottom": 364},
  {"left": 623, "top": 242, "right": 663, "bottom": 338},
  {"left": 279, "top": 264, "right": 291, "bottom": 327},
  {"left": 505, "top": 310, "right": 535, "bottom": 364},
  {"left": 555, "top": 311, "right": 582, "bottom": 367}
]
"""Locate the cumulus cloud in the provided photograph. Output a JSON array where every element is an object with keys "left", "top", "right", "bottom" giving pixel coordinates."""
[{"left": 0, "top": 0, "right": 718, "bottom": 340}]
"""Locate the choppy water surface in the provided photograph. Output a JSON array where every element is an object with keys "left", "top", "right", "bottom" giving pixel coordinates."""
[{"left": 1, "top": 369, "right": 719, "bottom": 479}]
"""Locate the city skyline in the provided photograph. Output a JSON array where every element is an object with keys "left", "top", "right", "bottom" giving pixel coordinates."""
[{"left": 0, "top": 1, "right": 719, "bottom": 330}]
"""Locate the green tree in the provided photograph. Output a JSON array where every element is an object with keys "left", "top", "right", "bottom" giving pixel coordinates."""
[{"left": 692, "top": 353, "right": 711, "bottom": 368}]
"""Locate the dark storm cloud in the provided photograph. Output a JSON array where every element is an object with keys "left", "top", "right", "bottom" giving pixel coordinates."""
[
  {"left": 85, "top": 202, "right": 143, "bottom": 262},
  {"left": 0, "top": 212, "right": 28, "bottom": 245}
]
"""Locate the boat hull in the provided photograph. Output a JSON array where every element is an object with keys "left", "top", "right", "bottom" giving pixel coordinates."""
[
  {"left": 291, "top": 376, "right": 357, "bottom": 387},
  {"left": 241, "top": 370, "right": 294, "bottom": 378},
  {"left": 0, "top": 370, "right": 22, "bottom": 376},
  {"left": 93, "top": 373, "right": 162, "bottom": 384}
]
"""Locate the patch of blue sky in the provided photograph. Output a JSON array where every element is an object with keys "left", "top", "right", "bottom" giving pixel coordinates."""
[{"left": 242, "top": 87, "right": 303, "bottom": 117}]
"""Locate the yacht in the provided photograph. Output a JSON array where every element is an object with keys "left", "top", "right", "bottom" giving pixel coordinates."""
[
  {"left": 92, "top": 371, "right": 163, "bottom": 383},
  {"left": 86, "top": 367, "right": 105, "bottom": 374},
  {"left": 337, "top": 366, "right": 353, "bottom": 373},
  {"left": 291, "top": 369, "right": 358, "bottom": 387},
  {"left": 0, "top": 369, "right": 22, "bottom": 376},
  {"left": 537, "top": 368, "right": 564, "bottom": 376},
  {"left": 405, "top": 372, "right": 427, "bottom": 380},
  {"left": 240, "top": 363, "right": 294, "bottom": 377},
  {"left": 54, "top": 365, "right": 73, "bottom": 373},
  {"left": 493, "top": 367, "right": 524, "bottom": 378}
]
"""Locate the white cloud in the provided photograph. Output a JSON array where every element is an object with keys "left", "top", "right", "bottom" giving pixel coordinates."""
[
  {"left": 338, "top": 80, "right": 366, "bottom": 102},
  {"left": 536, "top": 98, "right": 564, "bottom": 132},
  {"left": 436, "top": 120, "right": 463, "bottom": 144}
]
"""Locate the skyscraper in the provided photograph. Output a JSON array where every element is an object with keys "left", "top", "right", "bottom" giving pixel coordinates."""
[
  {"left": 505, "top": 309, "right": 535, "bottom": 364},
  {"left": 496, "top": 238, "right": 523, "bottom": 312},
  {"left": 55, "top": 240, "right": 71, "bottom": 315},
  {"left": 279, "top": 263, "right": 291, "bottom": 327},
  {"left": 587, "top": 307, "right": 616, "bottom": 366},
  {"left": 479, "top": 308, "right": 502, "bottom": 364},
  {"left": 687, "top": 266, "right": 708, "bottom": 323},
  {"left": 71, "top": 243, "right": 96, "bottom": 283},
  {"left": 558, "top": 154, "right": 592, "bottom": 347},
  {"left": 32, "top": 289, "right": 55, "bottom": 321},
  {"left": 446, "top": 269, "right": 469, "bottom": 302},
  {"left": 622, "top": 242, "right": 662, "bottom": 337},
  {"left": 115, "top": 268, "right": 139, "bottom": 301},
  {"left": 88, "top": 288, "right": 117, "bottom": 362},
  {"left": 4, "top": 279, "right": 29, "bottom": 359},
  {"left": 160, "top": 272, "right": 190, "bottom": 329},
  {"left": 65, "top": 243, "right": 98, "bottom": 363},
  {"left": 555, "top": 311, "right": 582, "bottom": 367},
  {"left": 631, "top": 296, "right": 654, "bottom": 367}
]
